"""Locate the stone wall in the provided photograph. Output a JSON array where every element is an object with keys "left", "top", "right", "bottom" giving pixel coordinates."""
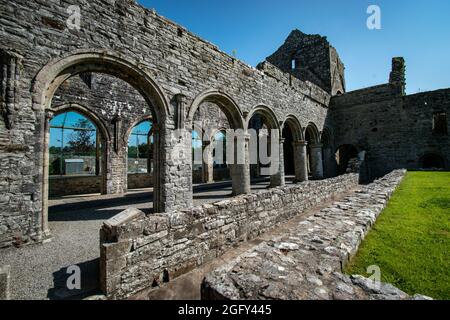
[
  {"left": 99, "top": 173, "right": 359, "bottom": 299},
  {"left": 49, "top": 175, "right": 101, "bottom": 198},
  {"left": 331, "top": 60, "right": 450, "bottom": 179},
  {"left": 265, "top": 29, "right": 345, "bottom": 95},
  {"left": 201, "top": 170, "right": 431, "bottom": 300},
  {"left": 127, "top": 173, "right": 153, "bottom": 190},
  {"left": 48, "top": 174, "right": 152, "bottom": 197},
  {"left": 0, "top": 0, "right": 331, "bottom": 248}
]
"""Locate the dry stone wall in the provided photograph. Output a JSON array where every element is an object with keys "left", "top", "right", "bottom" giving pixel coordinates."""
[
  {"left": 201, "top": 170, "right": 432, "bottom": 300},
  {"left": 99, "top": 173, "right": 359, "bottom": 299}
]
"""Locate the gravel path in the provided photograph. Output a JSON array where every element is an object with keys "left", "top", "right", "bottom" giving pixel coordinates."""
[{"left": 0, "top": 179, "right": 285, "bottom": 300}]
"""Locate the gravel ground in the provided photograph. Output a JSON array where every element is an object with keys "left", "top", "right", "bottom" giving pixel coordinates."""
[{"left": 0, "top": 179, "right": 286, "bottom": 300}]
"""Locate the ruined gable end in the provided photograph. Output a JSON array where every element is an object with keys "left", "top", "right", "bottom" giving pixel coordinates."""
[{"left": 265, "top": 29, "right": 346, "bottom": 95}]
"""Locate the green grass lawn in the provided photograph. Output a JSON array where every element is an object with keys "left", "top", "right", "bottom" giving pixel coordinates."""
[{"left": 345, "top": 171, "right": 450, "bottom": 300}]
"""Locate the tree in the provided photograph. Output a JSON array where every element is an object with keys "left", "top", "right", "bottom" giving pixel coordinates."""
[{"left": 66, "top": 119, "right": 96, "bottom": 155}]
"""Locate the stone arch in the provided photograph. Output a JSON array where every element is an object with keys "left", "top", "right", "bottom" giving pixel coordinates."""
[
  {"left": 32, "top": 50, "right": 170, "bottom": 122},
  {"left": 305, "top": 122, "right": 321, "bottom": 144},
  {"left": 305, "top": 122, "right": 323, "bottom": 179},
  {"left": 281, "top": 115, "right": 308, "bottom": 183},
  {"left": 246, "top": 105, "right": 283, "bottom": 187},
  {"left": 51, "top": 102, "right": 110, "bottom": 143},
  {"left": 210, "top": 127, "right": 229, "bottom": 142},
  {"left": 125, "top": 115, "right": 154, "bottom": 142},
  {"left": 188, "top": 89, "right": 245, "bottom": 130},
  {"left": 321, "top": 127, "right": 334, "bottom": 148},
  {"left": 48, "top": 103, "right": 110, "bottom": 196},
  {"left": 282, "top": 115, "right": 304, "bottom": 141},
  {"left": 188, "top": 90, "right": 248, "bottom": 195},
  {"left": 245, "top": 104, "right": 280, "bottom": 131},
  {"left": 34, "top": 50, "right": 170, "bottom": 236}
]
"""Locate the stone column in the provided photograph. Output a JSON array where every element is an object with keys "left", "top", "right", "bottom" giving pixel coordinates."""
[
  {"left": 152, "top": 123, "right": 162, "bottom": 212},
  {"left": 310, "top": 143, "right": 324, "bottom": 180},
  {"left": 231, "top": 134, "right": 251, "bottom": 195},
  {"left": 270, "top": 138, "right": 285, "bottom": 187},
  {"left": 293, "top": 140, "right": 308, "bottom": 183},
  {"left": 202, "top": 141, "right": 214, "bottom": 183},
  {"left": 42, "top": 110, "right": 54, "bottom": 238}
]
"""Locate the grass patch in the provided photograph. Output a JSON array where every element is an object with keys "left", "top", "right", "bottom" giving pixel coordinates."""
[{"left": 345, "top": 171, "right": 450, "bottom": 300}]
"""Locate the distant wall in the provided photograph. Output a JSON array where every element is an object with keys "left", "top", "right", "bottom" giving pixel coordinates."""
[
  {"left": 100, "top": 173, "right": 359, "bottom": 299},
  {"left": 330, "top": 58, "right": 450, "bottom": 180},
  {"left": 49, "top": 174, "right": 153, "bottom": 197},
  {"left": 331, "top": 87, "right": 450, "bottom": 179},
  {"left": 127, "top": 174, "right": 153, "bottom": 190}
]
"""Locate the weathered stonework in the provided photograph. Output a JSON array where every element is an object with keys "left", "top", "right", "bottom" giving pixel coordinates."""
[
  {"left": 0, "top": 0, "right": 335, "bottom": 247},
  {"left": 0, "top": 0, "right": 448, "bottom": 301},
  {"left": 100, "top": 173, "right": 359, "bottom": 299},
  {"left": 330, "top": 59, "right": 450, "bottom": 179},
  {"left": 0, "top": 265, "right": 10, "bottom": 300},
  {"left": 201, "top": 170, "right": 432, "bottom": 300}
]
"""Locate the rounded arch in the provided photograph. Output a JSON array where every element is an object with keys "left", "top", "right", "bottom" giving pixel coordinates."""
[
  {"left": 36, "top": 51, "right": 170, "bottom": 236},
  {"left": 188, "top": 89, "right": 245, "bottom": 130},
  {"left": 305, "top": 122, "right": 320, "bottom": 144},
  {"left": 210, "top": 127, "right": 229, "bottom": 142},
  {"left": 245, "top": 104, "right": 280, "bottom": 131},
  {"left": 191, "top": 124, "right": 211, "bottom": 143},
  {"left": 282, "top": 115, "right": 304, "bottom": 141},
  {"left": 125, "top": 115, "right": 155, "bottom": 144},
  {"left": 32, "top": 50, "right": 170, "bottom": 123},
  {"left": 51, "top": 103, "right": 110, "bottom": 143},
  {"left": 321, "top": 126, "right": 334, "bottom": 148}
]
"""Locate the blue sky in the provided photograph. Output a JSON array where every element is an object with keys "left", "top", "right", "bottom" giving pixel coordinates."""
[{"left": 138, "top": 0, "right": 450, "bottom": 94}]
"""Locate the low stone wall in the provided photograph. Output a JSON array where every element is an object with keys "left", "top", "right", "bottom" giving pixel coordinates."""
[
  {"left": 100, "top": 174, "right": 359, "bottom": 299},
  {"left": 127, "top": 174, "right": 153, "bottom": 190},
  {"left": 49, "top": 175, "right": 101, "bottom": 197},
  {"left": 49, "top": 174, "right": 153, "bottom": 197},
  {"left": 201, "top": 170, "right": 431, "bottom": 300}
]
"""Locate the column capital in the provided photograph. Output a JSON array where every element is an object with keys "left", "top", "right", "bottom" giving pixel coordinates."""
[
  {"left": 293, "top": 140, "right": 308, "bottom": 147},
  {"left": 310, "top": 143, "right": 323, "bottom": 149}
]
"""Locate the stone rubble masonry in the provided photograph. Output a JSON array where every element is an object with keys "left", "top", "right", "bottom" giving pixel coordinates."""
[
  {"left": 201, "top": 170, "right": 432, "bottom": 300},
  {"left": 0, "top": 0, "right": 331, "bottom": 248},
  {"left": 330, "top": 58, "right": 450, "bottom": 180},
  {"left": 0, "top": 265, "right": 11, "bottom": 300},
  {"left": 99, "top": 173, "right": 359, "bottom": 299},
  {"left": 265, "top": 29, "right": 346, "bottom": 96}
]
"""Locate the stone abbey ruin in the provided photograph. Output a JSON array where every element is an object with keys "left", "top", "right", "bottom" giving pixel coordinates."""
[{"left": 0, "top": 0, "right": 449, "bottom": 300}]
